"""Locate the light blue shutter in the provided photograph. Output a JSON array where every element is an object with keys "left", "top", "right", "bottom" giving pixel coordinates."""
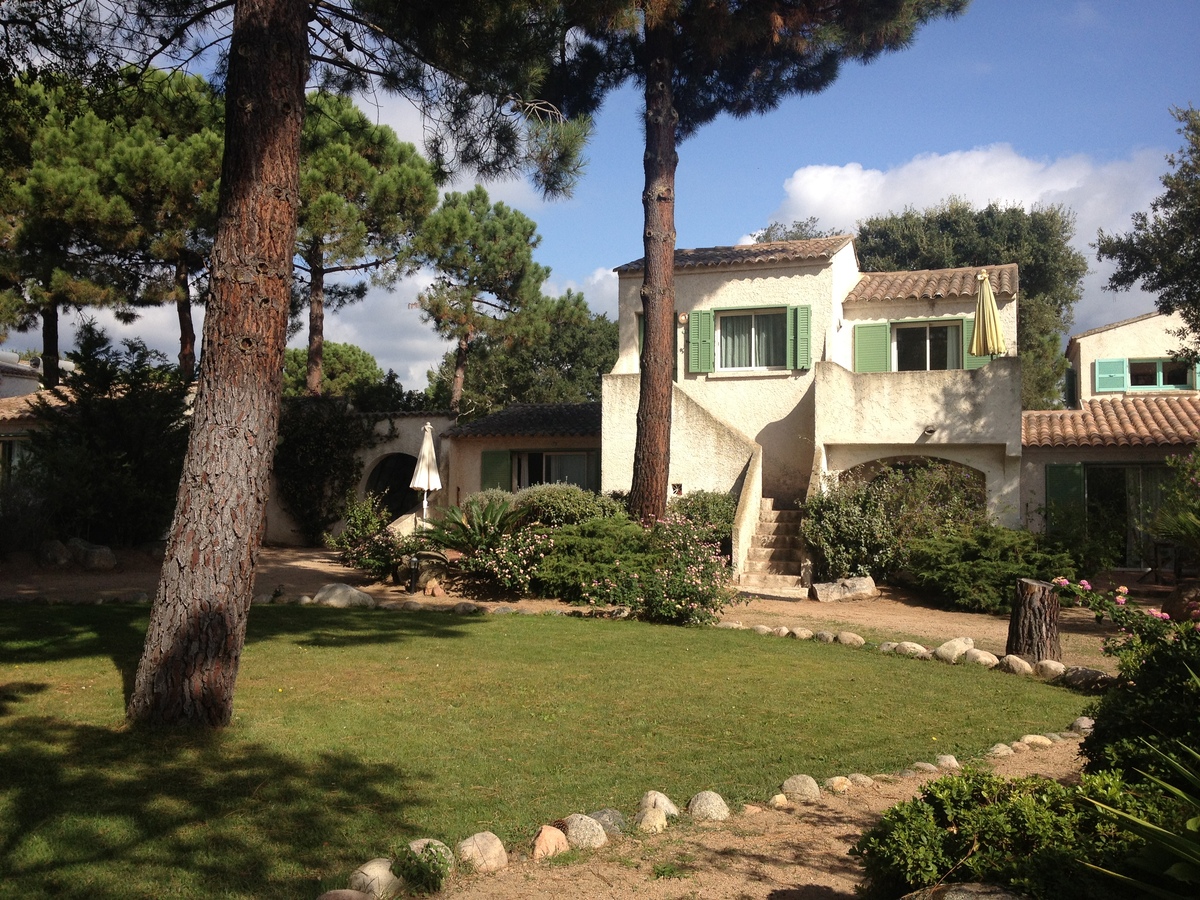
[
  {"left": 962, "top": 319, "right": 990, "bottom": 370},
  {"left": 787, "top": 306, "right": 812, "bottom": 370},
  {"left": 853, "top": 323, "right": 890, "bottom": 373},
  {"left": 1095, "top": 359, "right": 1127, "bottom": 392},
  {"left": 688, "top": 310, "right": 714, "bottom": 373}
]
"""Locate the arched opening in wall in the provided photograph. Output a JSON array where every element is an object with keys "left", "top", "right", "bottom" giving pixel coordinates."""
[
  {"left": 842, "top": 455, "right": 987, "bottom": 522},
  {"left": 365, "top": 453, "right": 419, "bottom": 521}
]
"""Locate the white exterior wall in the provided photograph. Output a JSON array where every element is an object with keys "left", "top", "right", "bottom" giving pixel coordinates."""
[
  {"left": 606, "top": 247, "right": 855, "bottom": 501},
  {"left": 265, "top": 413, "right": 454, "bottom": 545},
  {"left": 1069, "top": 312, "right": 1190, "bottom": 403},
  {"left": 603, "top": 242, "right": 1024, "bottom": 526},
  {"left": 446, "top": 433, "right": 599, "bottom": 503},
  {"left": 813, "top": 359, "right": 1023, "bottom": 526},
  {"left": 1021, "top": 444, "right": 1183, "bottom": 533}
]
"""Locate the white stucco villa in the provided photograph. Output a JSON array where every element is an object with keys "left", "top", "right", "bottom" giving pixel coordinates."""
[{"left": 600, "top": 236, "right": 1022, "bottom": 588}]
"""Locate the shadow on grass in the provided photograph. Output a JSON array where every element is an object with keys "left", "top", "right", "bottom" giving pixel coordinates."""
[
  {"left": 0, "top": 716, "right": 429, "bottom": 899},
  {"left": 0, "top": 605, "right": 482, "bottom": 706}
]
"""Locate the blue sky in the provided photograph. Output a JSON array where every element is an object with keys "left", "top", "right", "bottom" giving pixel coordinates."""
[{"left": 60, "top": 0, "right": 1200, "bottom": 388}]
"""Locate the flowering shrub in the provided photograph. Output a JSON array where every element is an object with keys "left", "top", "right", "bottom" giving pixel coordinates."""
[
  {"left": 1051, "top": 578, "right": 1200, "bottom": 786},
  {"left": 326, "top": 491, "right": 402, "bottom": 580},
  {"left": 470, "top": 513, "right": 737, "bottom": 625},
  {"left": 464, "top": 527, "right": 556, "bottom": 594}
]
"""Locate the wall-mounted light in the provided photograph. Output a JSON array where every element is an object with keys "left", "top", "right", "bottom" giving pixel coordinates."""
[
  {"left": 677, "top": 312, "right": 689, "bottom": 325},
  {"left": 923, "top": 425, "right": 937, "bottom": 436}
]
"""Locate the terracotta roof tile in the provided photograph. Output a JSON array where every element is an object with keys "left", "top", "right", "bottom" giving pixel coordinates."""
[
  {"left": 1022, "top": 396, "right": 1200, "bottom": 448},
  {"left": 845, "top": 264, "right": 1018, "bottom": 304},
  {"left": 443, "top": 402, "right": 601, "bottom": 439},
  {"left": 614, "top": 235, "right": 854, "bottom": 274},
  {"left": 0, "top": 392, "right": 54, "bottom": 424}
]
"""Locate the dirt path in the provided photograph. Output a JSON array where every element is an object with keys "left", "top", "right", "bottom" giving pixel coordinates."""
[{"left": 2, "top": 545, "right": 1109, "bottom": 898}]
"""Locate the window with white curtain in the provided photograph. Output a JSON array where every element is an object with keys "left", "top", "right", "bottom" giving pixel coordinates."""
[{"left": 717, "top": 309, "right": 787, "bottom": 369}]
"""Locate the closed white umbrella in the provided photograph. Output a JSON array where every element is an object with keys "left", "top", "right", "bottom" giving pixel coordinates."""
[{"left": 409, "top": 422, "right": 442, "bottom": 527}]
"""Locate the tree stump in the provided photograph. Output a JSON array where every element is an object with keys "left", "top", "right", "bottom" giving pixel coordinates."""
[{"left": 1007, "top": 578, "right": 1062, "bottom": 662}]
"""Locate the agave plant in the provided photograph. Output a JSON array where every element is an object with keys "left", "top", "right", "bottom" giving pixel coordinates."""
[
  {"left": 1084, "top": 668, "right": 1200, "bottom": 898},
  {"left": 425, "top": 495, "right": 521, "bottom": 555}
]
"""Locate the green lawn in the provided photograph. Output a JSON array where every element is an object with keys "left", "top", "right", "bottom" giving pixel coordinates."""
[{"left": 0, "top": 604, "right": 1087, "bottom": 899}]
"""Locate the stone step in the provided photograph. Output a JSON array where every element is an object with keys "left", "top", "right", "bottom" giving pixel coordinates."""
[
  {"left": 758, "top": 507, "right": 804, "bottom": 524},
  {"left": 751, "top": 533, "right": 804, "bottom": 549},
  {"left": 739, "top": 572, "right": 809, "bottom": 591},
  {"left": 754, "top": 520, "right": 804, "bottom": 537},
  {"left": 747, "top": 545, "right": 806, "bottom": 563},
  {"left": 744, "top": 559, "right": 806, "bottom": 576}
]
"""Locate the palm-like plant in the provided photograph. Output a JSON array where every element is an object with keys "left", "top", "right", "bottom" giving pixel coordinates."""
[{"left": 425, "top": 495, "right": 521, "bottom": 555}]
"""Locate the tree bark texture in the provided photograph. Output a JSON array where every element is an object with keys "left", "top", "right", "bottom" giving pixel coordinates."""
[
  {"left": 628, "top": 20, "right": 677, "bottom": 524},
  {"left": 305, "top": 248, "right": 325, "bottom": 395},
  {"left": 127, "top": 0, "right": 308, "bottom": 727},
  {"left": 450, "top": 331, "right": 471, "bottom": 413},
  {"left": 1006, "top": 578, "right": 1062, "bottom": 662},
  {"left": 175, "top": 258, "right": 196, "bottom": 383},
  {"left": 40, "top": 304, "right": 59, "bottom": 389}
]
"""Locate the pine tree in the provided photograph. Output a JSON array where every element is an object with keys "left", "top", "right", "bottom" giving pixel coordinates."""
[
  {"left": 296, "top": 91, "right": 437, "bottom": 394},
  {"left": 551, "top": 0, "right": 968, "bottom": 521}
]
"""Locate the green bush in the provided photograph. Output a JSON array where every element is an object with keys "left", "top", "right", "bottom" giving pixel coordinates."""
[
  {"left": 802, "top": 460, "right": 987, "bottom": 582},
  {"left": 853, "top": 769, "right": 1173, "bottom": 900},
  {"left": 668, "top": 489, "right": 736, "bottom": 546},
  {"left": 391, "top": 840, "right": 454, "bottom": 894},
  {"left": 1061, "top": 580, "right": 1200, "bottom": 786},
  {"left": 274, "top": 395, "right": 377, "bottom": 545},
  {"left": 425, "top": 495, "right": 520, "bottom": 555},
  {"left": 905, "top": 525, "right": 1076, "bottom": 613},
  {"left": 325, "top": 492, "right": 402, "bottom": 580},
  {"left": 467, "top": 513, "right": 737, "bottom": 625},
  {"left": 511, "top": 482, "right": 624, "bottom": 527},
  {"left": 24, "top": 321, "right": 189, "bottom": 546}
]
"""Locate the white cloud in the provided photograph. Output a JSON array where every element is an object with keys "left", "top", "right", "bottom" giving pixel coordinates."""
[
  {"left": 546, "top": 266, "right": 620, "bottom": 320},
  {"left": 758, "top": 143, "right": 1168, "bottom": 334}
]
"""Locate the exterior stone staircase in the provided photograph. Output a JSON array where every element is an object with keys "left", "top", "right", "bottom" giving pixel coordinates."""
[{"left": 739, "top": 499, "right": 810, "bottom": 595}]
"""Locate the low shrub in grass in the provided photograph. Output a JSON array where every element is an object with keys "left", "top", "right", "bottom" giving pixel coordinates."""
[
  {"left": 1054, "top": 579, "right": 1200, "bottom": 788},
  {"left": 511, "top": 483, "right": 625, "bottom": 527},
  {"left": 326, "top": 492, "right": 402, "bottom": 580},
  {"left": 668, "top": 489, "right": 736, "bottom": 546},
  {"left": 905, "top": 525, "right": 1076, "bottom": 613},
  {"left": 425, "top": 494, "right": 521, "bottom": 555},
  {"left": 852, "top": 769, "right": 1177, "bottom": 900},
  {"left": 802, "top": 460, "right": 987, "bottom": 582},
  {"left": 467, "top": 513, "right": 735, "bottom": 625},
  {"left": 391, "top": 841, "right": 454, "bottom": 894}
]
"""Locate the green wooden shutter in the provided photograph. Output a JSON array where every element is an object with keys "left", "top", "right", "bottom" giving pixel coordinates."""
[
  {"left": 962, "top": 319, "right": 990, "bottom": 370},
  {"left": 853, "top": 323, "right": 889, "bottom": 373},
  {"left": 1045, "top": 463, "right": 1085, "bottom": 539},
  {"left": 1095, "top": 358, "right": 1127, "bottom": 392},
  {"left": 688, "top": 310, "right": 714, "bottom": 373},
  {"left": 480, "top": 450, "right": 512, "bottom": 491},
  {"left": 787, "top": 305, "right": 812, "bottom": 370}
]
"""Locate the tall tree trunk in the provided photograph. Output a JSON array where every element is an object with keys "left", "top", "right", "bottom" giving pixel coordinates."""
[
  {"left": 306, "top": 250, "right": 325, "bottom": 395},
  {"left": 1006, "top": 578, "right": 1062, "bottom": 662},
  {"left": 40, "top": 303, "right": 59, "bottom": 389},
  {"left": 450, "top": 330, "right": 471, "bottom": 413},
  {"left": 127, "top": 0, "right": 308, "bottom": 728},
  {"left": 175, "top": 257, "right": 196, "bottom": 383},
  {"left": 628, "top": 20, "right": 677, "bottom": 524}
]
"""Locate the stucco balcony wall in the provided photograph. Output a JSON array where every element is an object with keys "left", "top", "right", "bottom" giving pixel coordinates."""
[{"left": 812, "top": 358, "right": 1023, "bottom": 526}]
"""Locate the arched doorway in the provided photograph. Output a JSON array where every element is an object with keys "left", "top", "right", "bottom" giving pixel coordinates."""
[{"left": 365, "top": 453, "right": 419, "bottom": 520}]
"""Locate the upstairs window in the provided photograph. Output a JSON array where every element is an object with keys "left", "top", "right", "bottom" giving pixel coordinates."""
[
  {"left": 1096, "top": 358, "right": 1196, "bottom": 392},
  {"left": 719, "top": 310, "right": 787, "bottom": 369},
  {"left": 894, "top": 322, "right": 962, "bottom": 371},
  {"left": 687, "top": 306, "right": 811, "bottom": 374}
]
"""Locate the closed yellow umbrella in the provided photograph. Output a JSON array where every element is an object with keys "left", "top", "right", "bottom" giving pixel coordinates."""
[
  {"left": 970, "top": 269, "right": 1007, "bottom": 357},
  {"left": 409, "top": 422, "right": 442, "bottom": 527}
]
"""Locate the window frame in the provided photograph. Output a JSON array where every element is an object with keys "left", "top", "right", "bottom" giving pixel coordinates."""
[
  {"left": 716, "top": 307, "right": 789, "bottom": 371},
  {"left": 891, "top": 320, "right": 963, "bottom": 372},
  {"left": 1095, "top": 358, "right": 1197, "bottom": 393}
]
